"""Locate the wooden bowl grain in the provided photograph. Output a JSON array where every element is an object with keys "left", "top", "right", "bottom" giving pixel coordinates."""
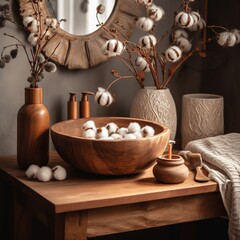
[{"left": 51, "top": 117, "right": 170, "bottom": 175}]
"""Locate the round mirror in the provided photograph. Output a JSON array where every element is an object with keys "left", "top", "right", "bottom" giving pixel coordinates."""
[
  {"left": 48, "top": 0, "right": 116, "bottom": 36},
  {"left": 19, "top": 0, "right": 143, "bottom": 69}
]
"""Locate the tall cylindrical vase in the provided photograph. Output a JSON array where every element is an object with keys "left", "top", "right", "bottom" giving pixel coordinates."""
[
  {"left": 181, "top": 93, "right": 224, "bottom": 148},
  {"left": 17, "top": 88, "right": 50, "bottom": 169},
  {"left": 130, "top": 87, "right": 177, "bottom": 140}
]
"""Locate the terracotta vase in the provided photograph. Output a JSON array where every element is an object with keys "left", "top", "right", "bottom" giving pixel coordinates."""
[
  {"left": 152, "top": 154, "right": 189, "bottom": 184},
  {"left": 17, "top": 88, "right": 50, "bottom": 169},
  {"left": 130, "top": 87, "right": 177, "bottom": 140},
  {"left": 181, "top": 93, "right": 224, "bottom": 148}
]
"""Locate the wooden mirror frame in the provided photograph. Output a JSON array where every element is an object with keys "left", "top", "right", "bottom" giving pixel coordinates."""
[{"left": 19, "top": 0, "right": 143, "bottom": 69}]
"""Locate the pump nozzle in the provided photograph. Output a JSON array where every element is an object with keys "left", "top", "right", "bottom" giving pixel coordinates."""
[{"left": 69, "top": 92, "right": 77, "bottom": 101}]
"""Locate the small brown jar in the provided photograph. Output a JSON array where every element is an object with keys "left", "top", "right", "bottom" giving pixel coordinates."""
[{"left": 153, "top": 154, "right": 189, "bottom": 184}]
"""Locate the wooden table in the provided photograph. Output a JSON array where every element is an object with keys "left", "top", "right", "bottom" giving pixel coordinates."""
[{"left": 0, "top": 152, "right": 226, "bottom": 240}]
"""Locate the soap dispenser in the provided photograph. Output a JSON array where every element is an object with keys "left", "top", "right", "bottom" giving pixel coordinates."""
[
  {"left": 79, "top": 91, "right": 94, "bottom": 118},
  {"left": 67, "top": 92, "right": 78, "bottom": 120}
]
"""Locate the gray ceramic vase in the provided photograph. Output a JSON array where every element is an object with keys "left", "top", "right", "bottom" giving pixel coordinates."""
[
  {"left": 130, "top": 87, "right": 177, "bottom": 140},
  {"left": 181, "top": 93, "right": 224, "bottom": 148}
]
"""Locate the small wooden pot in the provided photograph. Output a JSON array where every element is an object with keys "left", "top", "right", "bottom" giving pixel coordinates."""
[{"left": 153, "top": 154, "right": 189, "bottom": 184}]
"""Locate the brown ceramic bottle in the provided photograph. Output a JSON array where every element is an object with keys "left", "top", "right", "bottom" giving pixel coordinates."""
[
  {"left": 17, "top": 88, "right": 50, "bottom": 169},
  {"left": 79, "top": 91, "right": 94, "bottom": 118},
  {"left": 67, "top": 92, "right": 78, "bottom": 120}
]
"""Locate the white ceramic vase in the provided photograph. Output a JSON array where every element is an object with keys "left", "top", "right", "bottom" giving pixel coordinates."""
[
  {"left": 181, "top": 93, "right": 224, "bottom": 148},
  {"left": 130, "top": 87, "right": 177, "bottom": 140}
]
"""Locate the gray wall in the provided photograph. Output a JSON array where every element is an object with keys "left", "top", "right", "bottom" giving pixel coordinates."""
[{"left": 0, "top": 0, "right": 238, "bottom": 156}]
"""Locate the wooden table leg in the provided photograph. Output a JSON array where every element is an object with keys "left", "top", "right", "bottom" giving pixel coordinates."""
[
  {"left": 50, "top": 211, "right": 88, "bottom": 240},
  {"left": 64, "top": 211, "right": 88, "bottom": 240},
  {"left": 11, "top": 187, "right": 32, "bottom": 240}
]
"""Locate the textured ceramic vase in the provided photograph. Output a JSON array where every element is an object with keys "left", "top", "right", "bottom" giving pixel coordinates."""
[
  {"left": 130, "top": 87, "right": 177, "bottom": 140},
  {"left": 181, "top": 93, "right": 224, "bottom": 148},
  {"left": 152, "top": 154, "right": 189, "bottom": 184},
  {"left": 17, "top": 88, "right": 50, "bottom": 169}
]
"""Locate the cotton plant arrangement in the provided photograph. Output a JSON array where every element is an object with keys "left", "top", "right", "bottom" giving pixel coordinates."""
[
  {"left": 94, "top": 0, "right": 240, "bottom": 107},
  {"left": 0, "top": 0, "right": 64, "bottom": 88}
]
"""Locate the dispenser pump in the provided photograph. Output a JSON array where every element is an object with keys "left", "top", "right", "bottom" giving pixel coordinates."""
[
  {"left": 67, "top": 92, "right": 78, "bottom": 120},
  {"left": 80, "top": 91, "right": 94, "bottom": 118}
]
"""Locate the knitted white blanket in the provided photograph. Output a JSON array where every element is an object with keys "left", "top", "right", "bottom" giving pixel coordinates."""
[{"left": 185, "top": 133, "right": 240, "bottom": 240}]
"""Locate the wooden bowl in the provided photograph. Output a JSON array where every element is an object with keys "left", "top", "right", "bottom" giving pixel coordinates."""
[{"left": 51, "top": 117, "right": 170, "bottom": 175}]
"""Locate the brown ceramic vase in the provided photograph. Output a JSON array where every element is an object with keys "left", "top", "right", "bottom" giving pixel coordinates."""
[
  {"left": 17, "top": 88, "right": 50, "bottom": 169},
  {"left": 153, "top": 154, "right": 189, "bottom": 184}
]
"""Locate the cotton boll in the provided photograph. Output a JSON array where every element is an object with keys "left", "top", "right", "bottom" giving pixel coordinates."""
[
  {"left": 141, "top": 125, "right": 155, "bottom": 137},
  {"left": 139, "top": 34, "right": 157, "bottom": 49},
  {"left": 124, "top": 134, "right": 137, "bottom": 139},
  {"left": 26, "top": 164, "right": 40, "bottom": 179},
  {"left": 52, "top": 165, "right": 67, "bottom": 181},
  {"left": 165, "top": 45, "right": 182, "bottom": 62},
  {"left": 103, "top": 39, "right": 124, "bottom": 56},
  {"left": 117, "top": 127, "right": 129, "bottom": 137},
  {"left": 175, "top": 37, "right": 192, "bottom": 52},
  {"left": 97, "top": 4, "right": 105, "bottom": 14},
  {"left": 136, "top": 17, "right": 154, "bottom": 31},
  {"left": 128, "top": 122, "right": 141, "bottom": 133},
  {"left": 147, "top": 5, "right": 165, "bottom": 21},
  {"left": 23, "top": 16, "right": 35, "bottom": 27},
  {"left": 190, "top": 11, "right": 201, "bottom": 25},
  {"left": 106, "top": 122, "right": 118, "bottom": 135},
  {"left": 45, "top": 17, "right": 59, "bottom": 30},
  {"left": 232, "top": 29, "right": 240, "bottom": 44},
  {"left": 227, "top": 32, "right": 237, "bottom": 47},
  {"left": 44, "top": 62, "right": 57, "bottom": 73},
  {"left": 172, "top": 29, "right": 188, "bottom": 41},
  {"left": 111, "top": 133, "right": 123, "bottom": 140},
  {"left": 135, "top": 57, "right": 150, "bottom": 72},
  {"left": 134, "top": 131, "right": 143, "bottom": 139},
  {"left": 28, "top": 33, "right": 39, "bottom": 46},
  {"left": 37, "top": 166, "right": 53, "bottom": 182},
  {"left": 217, "top": 31, "right": 237, "bottom": 47},
  {"left": 94, "top": 87, "right": 114, "bottom": 106},
  {"left": 82, "top": 129, "right": 96, "bottom": 139},
  {"left": 83, "top": 120, "right": 96, "bottom": 131},
  {"left": 37, "top": 53, "right": 46, "bottom": 64},
  {"left": 175, "top": 11, "right": 194, "bottom": 28},
  {"left": 23, "top": 16, "right": 39, "bottom": 33},
  {"left": 96, "top": 127, "right": 109, "bottom": 139},
  {"left": 188, "top": 18, "right": 206, "bottom": 31}
]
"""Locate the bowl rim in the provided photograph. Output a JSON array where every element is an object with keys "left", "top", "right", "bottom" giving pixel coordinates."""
[{"left": 51, "top": 116, "right": 170, "bottom": 142}]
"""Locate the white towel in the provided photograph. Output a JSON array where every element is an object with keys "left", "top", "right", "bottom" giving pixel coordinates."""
[{"left": 185, "top": 133, "right": 240, "bottom": 240}]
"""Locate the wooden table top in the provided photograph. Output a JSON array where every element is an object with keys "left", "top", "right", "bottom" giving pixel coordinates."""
[{"left": 0, "top": 152, "right": 219, "bottom": 213}]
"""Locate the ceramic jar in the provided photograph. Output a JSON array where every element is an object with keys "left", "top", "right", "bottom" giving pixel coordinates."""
[
  {"left": 17, "top": 88, "right": 50, "bottom": 169},
  {"left": 152, "top": 154, "right": 189, "bottom": 184},
  {"left": 130, "top": 87, "right": 177, "bottom": 140},
  {"left": 181, "top": 93, "right": 224, "bottom": 148}
]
